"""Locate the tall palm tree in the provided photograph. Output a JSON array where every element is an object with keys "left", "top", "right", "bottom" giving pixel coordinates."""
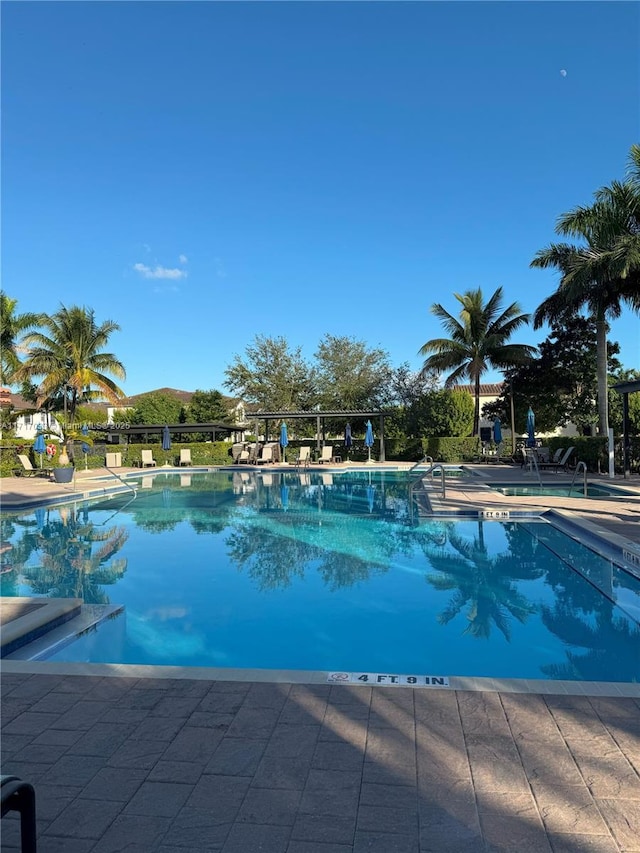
[
  {"left": 419, "top": 287, "right": 535, "bottom": 436},
  {"left": 15, "top": 304, "right": 126, "bottom": 419},
  {"left": 0, "top": 292, "right": 43, "bottom": 385},
  {"left": 531, "top": 145, "right": 640, "bottom": 436}
]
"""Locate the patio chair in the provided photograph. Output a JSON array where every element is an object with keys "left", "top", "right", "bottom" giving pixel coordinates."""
[
  {"left": 179, "top": 448, "right": 192, "bottom": 466},
  {"left": 295, "top": 446, "right": 311, "bottom": 466},
  {"left": 551, "top": 446, "right": 575, "bottom": 472},
  {"left": 256, "top": 445, "right": 273, "bottom": 464},
  {"left": 16, "top": 455, "right": 50, "bottom": 478},
  {"left": 316, "top": 446, "right": 334, "bottom": 464},
  {"left": 140, "top": 450, "right": 157, "bottom": 468},
  {"left": 237, "top": 450, "right": 250, "bottom": 464}
]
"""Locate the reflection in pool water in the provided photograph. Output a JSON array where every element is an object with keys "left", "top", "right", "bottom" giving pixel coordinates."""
[{"left": 2, "top": 470, "right": 639, "bottom": 682}]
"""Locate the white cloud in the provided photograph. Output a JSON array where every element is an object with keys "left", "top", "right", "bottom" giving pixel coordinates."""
[
  {"left": 179, "top": 254, "right": 188, "bottom": 265},
  {"left": 133, "top": 262, "right": 187, "bottom": 280}
]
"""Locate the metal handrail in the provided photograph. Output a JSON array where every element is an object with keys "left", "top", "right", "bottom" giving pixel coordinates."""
[
  {"left": 409, "top": 463, "right": 446, "bottom": 500},
  {"left": 524, "top": 449, "right": 543, "bottom": 487},
  {"left": 409, "top": 455, "right": 433, "bottom": 474},
  {"left": 105, "top": 465, "right": 137, "bottom": 496},
  {"left": 569, "top": 461, "right": 588, "bottom": 497}
]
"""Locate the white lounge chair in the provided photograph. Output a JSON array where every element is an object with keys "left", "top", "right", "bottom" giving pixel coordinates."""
[
  {"left": 140, "top": 450, "right": 157, "bottom": 468},
  {"left": 16, "top": 455, "right": 51, "bottom": 478},
  {"left": 256, "top": 446, "right": 273, "bottom": 464},
  {"left": 237, "top": 450, "right": 250, "bottom": 464},
  {"left": 179, "top": 449, "right": 192, "bottom": 466},
  {"left": 296, "top": 446, "right": 311, "bottom": 466},
  {"left": 316, "top": 446, "right": 334, "bottom": 464}
]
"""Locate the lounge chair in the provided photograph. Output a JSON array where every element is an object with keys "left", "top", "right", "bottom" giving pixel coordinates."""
[
  {"left": 237, "top": 450, "right": 250, "bottom": 464},
  {"left": 140, "top": 450, "right": 157, "bottom": 468},
  {"left": 316, "top": 446, "right": 334, "bottom": 465},
  {"left": 296, "top": 446, "right": 311, "bottom": 466},
  {"left": 179, "top": 449, "right": 192, "bottom": 466},
  {"left": 256, "top": 446, "right": 273, "bottom": 464},
  {"left": 540, "top": 446, "right": 575, "bottom": 473},
  {"left": 16, "top": 455, "right": 50, "bottom": 478}
]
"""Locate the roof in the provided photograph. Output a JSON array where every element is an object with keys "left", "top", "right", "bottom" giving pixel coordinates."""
[
  {"left": 253, "top": 410, "right": 386, "bottom": 419},
  {"left": 451, "top": 383, "right": 505, "bottom": 396},
  {"left": 612, "top": 380, "right": 640, "bottom": 395},
  {"left": 118, "top": 387, "right": 194, "bottom": 407}
]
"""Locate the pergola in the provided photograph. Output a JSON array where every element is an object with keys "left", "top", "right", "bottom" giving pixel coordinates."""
[
  {"left": 252, "top": 410, "right": 388, "bottom": 462},
  {"left": 92, "top": 422, "right": 246, "bottom": 445},
  {"left": 612, "top": 379, "right": 640, "bottom": 478}
]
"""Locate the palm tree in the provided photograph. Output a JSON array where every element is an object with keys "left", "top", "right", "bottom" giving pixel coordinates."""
[
  {"left": 419, "top": 287, "right": 535, "bottom": 436},
  {"left": 531, "top": 145, "right": 640, "bottom": 436},
  {"left": 0, "top": 292, "right": 43, "bottom": 385},
  {"left": 15, "top": 304, "right": 126, "bottom": 420}
]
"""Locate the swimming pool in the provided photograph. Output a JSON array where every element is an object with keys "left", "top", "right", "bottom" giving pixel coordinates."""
[
  {"left": 492, "top": 483, "right": 638, "bottom": 499},
  {"left": 2, "top": 470, "right": 639, "bottom": 682}
]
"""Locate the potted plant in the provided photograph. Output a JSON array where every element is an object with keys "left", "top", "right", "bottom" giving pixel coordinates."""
[{"left": 49, "top": 418, "right": 93, "bottom": 483}]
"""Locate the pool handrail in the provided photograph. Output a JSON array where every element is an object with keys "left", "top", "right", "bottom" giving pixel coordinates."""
[
  {"left": 105, "top": 464, "right": 137, "bottom": 496},
  {"left": 409, "top": 462, "right": 446, "bottom": 501},
  {"left": 524, "top": 448, "right": 543, "bottom": 488},
  {"left": 569, "top": 460, "right": 588, "bottom": 497},
  {"left": 409, "top": 455, "right": 433, "bottom": 474}
]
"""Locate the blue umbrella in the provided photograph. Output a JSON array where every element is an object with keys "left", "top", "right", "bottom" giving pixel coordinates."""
[
  {"left": 34, "top": 507, "right": 46, "bottom": 530},
  {"left": 526, "top": 407, "right": 536, "bottom": 448},
  {"left": 493, "top": 418, "right": 502, "bottom": 445},
  {"left": 281, "top": 483, "right": 289, "bottom": 512},
  {"left": 280, "top": 422, "right": 289, "bottom": 464},
  {"left": 344, "top": 423, "right": 352, "bottom": 461},
  {"left": 162, "top": 425, "right": 172, "bottom": 451},
  {"left": 33, "top": 430, "right": 46, "bottom": 468},
  {"left": 364, "top": 420, "right": 374, "bottom": 463},
  {"left": 81, "top": 423, "right": 90, "bottom": 469}
]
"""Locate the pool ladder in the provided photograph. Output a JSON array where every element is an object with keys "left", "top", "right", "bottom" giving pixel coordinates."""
[
  {"left": 409, "top": 462, "right": 446, "bottom": 521},
  {"left": 569, "top": 461, "right": 588, "bottom": 497}
]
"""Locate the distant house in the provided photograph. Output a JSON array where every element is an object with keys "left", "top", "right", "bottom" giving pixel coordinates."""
[
  {"left": 1, "top": 389, "right": 63, "bottom": 440},
  {"left": 106, "top": 387, "right": 246, "bottom": 427}
]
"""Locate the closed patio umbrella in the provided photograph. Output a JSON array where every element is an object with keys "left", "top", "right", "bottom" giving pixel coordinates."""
[
  {"left": 81, "top": 423, "right": 90, "bottom": 470},
  {"left": 493, "top": 418, "right": 502, "bottom": 445},
  {"left": 281, "top": 483, "right": 289, "bottom": 512},
  {"left": 364, "top": 420, "right": 374, "bottom": 464},
  {"left": 344, "top": 423, "right": 352, "bottom": 463},
  {"left": 33, "top": 429, "right": 46, "bottom": 468},
  {"left": 526, "top": 407, "right": 535, "bottom": 448},
  {"left": 280, "top": 422, "right": 289, "bottom": 464},
  {"left": 162, "top": 425, "right": 172, "bottom": 451}
]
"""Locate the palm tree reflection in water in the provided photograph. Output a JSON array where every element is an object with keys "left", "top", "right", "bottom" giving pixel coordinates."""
[{"left": 424, "top": 521, "right": 542, "bottom": 640}]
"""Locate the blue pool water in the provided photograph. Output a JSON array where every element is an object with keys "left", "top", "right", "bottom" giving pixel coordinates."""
[
  {"left": 2, "top": 470, "right": 639, "bottom": 682},
  {"left": 493, "top": 483, "right": 638, "bottom": 499}
]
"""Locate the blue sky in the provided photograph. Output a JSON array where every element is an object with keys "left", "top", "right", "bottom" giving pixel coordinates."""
[{"left": 3, "top": 1, "right": 638, "bottom": 397}]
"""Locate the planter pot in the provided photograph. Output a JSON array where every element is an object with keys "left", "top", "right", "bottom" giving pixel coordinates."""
[{"left": 53, "top": 467, "right": 74, "bottom": 484}]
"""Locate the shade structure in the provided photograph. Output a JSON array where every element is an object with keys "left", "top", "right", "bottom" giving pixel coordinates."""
[
  {"left": 162, "top": 425, "right": 172, "bottom": 451},
  {"left": 81, "top": 423, "right": 90, "bottom": 469},
  {"left": 364, "top": 420, "right": 374, "bottom": 463},
  {"left": 526, "top": 407, "right": 536, "bottom": 448},
  {"left": 493, "top": 418, "right": 502, "bottom": 444},
  {"left": 280, "top": 422, "right": 289, "bottom": 464},
  {"left": 33, "top": 431, "right": 46, "bottom": 467}
]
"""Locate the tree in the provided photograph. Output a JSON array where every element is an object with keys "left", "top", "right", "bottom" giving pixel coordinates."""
[
  {"left": 186, "top": 389, "right": 229, "bottom": 423},
  {"left": 223, "top": 335, "right": 313, "bottom": 411},
  {"left": 129, "top": 393, "right": 183, "bottom": 425},
  {"left": 0, "top": 292, "right": 42, "bottom": 385},
  {"left": 419, "top": 287, "right": 535, "bottom": 435},
  {"left": 410, "top": 389, "right": 474, "bottom": 438},
  {"left": 16, "top": 304, "right": 126, "bottom": 419},
  {"left": 531, "top": 145, "right": 640, "bottom": 436},
  {"left": 483, "top": 314, "right": 622, "bottom": 435},
  {"left": 313, "top": 335, "right": 394, "bottom": 410}
]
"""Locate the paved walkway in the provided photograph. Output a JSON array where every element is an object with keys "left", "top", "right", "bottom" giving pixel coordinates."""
[
  {"left": 2, "top": 465, "right": 639, "bottom": 852},
  {"left": 2, "top": 671, "right": 640, "bottom": 853}
]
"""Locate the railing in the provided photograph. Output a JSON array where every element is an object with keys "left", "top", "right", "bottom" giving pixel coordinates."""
[
  {"left": 409, "top": 462, "right": 446, "bottom": 501},
  {"left": 569, "top": 461, "right": 588, "bottom": 497},
  {"left": 409, "top": 455, "right": 433, "bottom": 474},
  {"left": 524, "top": 449, "right": 543, "bottom": 488},
  {"left": 105, "top": 465, "right": 137, "bottom": 496}
]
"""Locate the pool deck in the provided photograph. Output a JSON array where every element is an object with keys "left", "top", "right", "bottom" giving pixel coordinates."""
[{"left": 2, "top": 463, "right": 640, "bottom": 852}]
